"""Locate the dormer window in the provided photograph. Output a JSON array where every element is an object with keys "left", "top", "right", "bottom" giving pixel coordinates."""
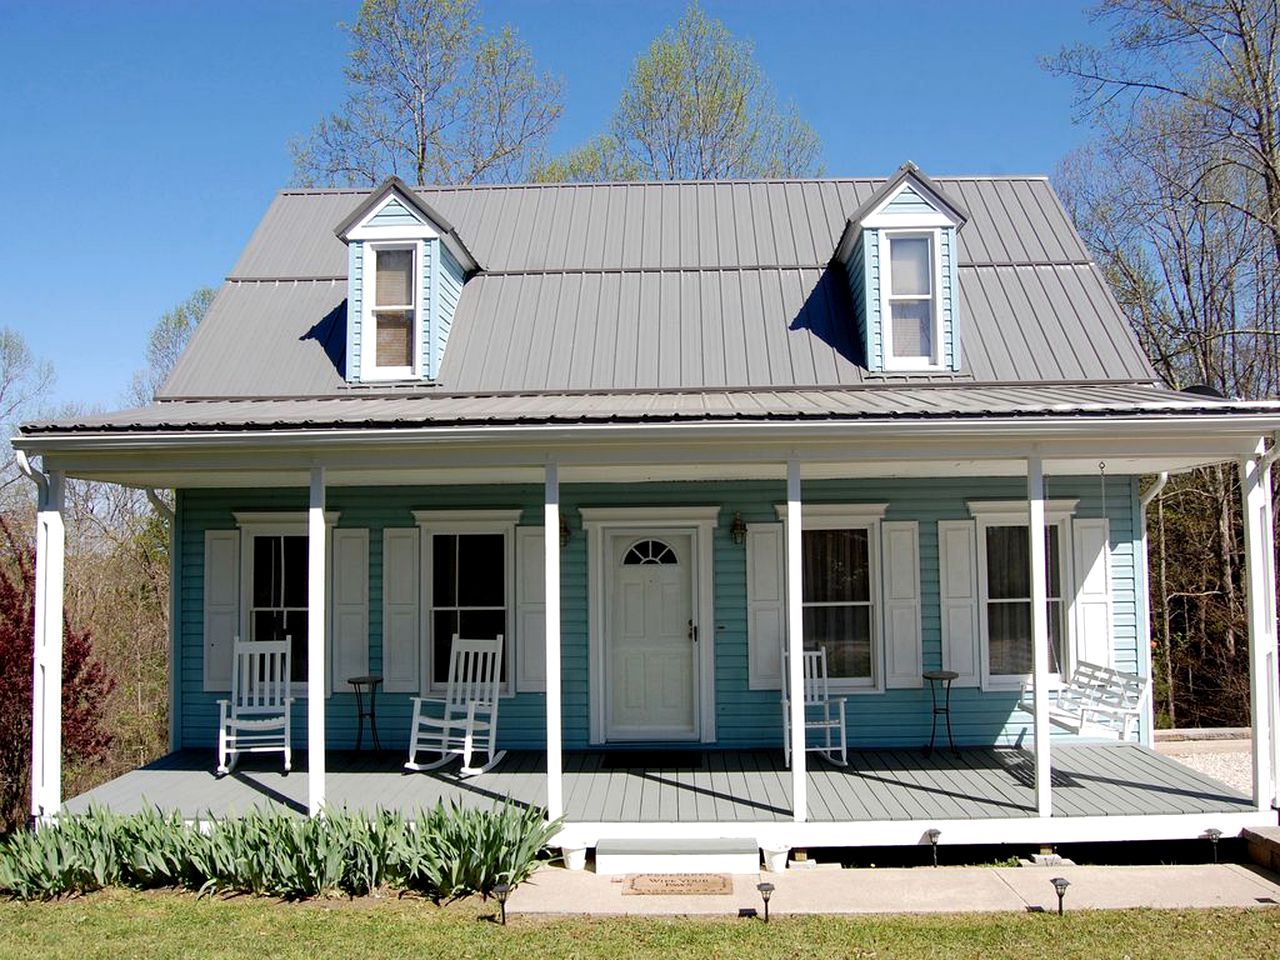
[
  {"left": 368, "top": 245, "right": 418, "bottom": 378},
  {"left": 883, "top": 231, "right": 940, "bottom": 369}
]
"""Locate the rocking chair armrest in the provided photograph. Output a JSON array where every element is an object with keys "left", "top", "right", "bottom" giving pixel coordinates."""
[{"left": 409, "top": 696, "right": 448, "bottom": 707}]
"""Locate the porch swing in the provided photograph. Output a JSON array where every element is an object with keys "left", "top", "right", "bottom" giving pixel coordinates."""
[{"left": 1016, "top": 462, "right": 1149, "bottom": 740}]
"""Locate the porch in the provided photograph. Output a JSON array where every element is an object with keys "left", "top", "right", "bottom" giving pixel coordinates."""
[{"left": 66, "top": 743, "right": 1258, "bottom": 846}]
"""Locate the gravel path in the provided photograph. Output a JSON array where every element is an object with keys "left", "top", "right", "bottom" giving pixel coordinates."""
[{"left": 1158, "top": 744, "right": 1253, "bottom": 796}]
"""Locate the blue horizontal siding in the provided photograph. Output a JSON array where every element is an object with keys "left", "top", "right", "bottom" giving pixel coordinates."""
[
  {"left": 177, "top": 475, "right": 1143, "bottom": 754},
  {"left": 368, "top": 196, "right": 422, "bottom": 227},
  {"left": 884, "top": 183, "right": 936, "bottom": 216}
]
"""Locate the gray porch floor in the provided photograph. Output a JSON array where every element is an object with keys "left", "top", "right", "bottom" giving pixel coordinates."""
[{"left": 64, "top": 744, "right": 1255, "bottom": 823}]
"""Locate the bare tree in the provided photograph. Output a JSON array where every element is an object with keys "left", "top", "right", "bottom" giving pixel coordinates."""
[
  {"left": 127, "top": 287, "right": 214, "bottom": 406},
  {"left": 535, "top": 2, "right": 821, "bottom": 182},
  {"left": 291, "top": 0, "right": 563, "bottom": 186}
]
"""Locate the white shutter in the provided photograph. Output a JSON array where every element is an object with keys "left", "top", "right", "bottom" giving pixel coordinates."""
[
  {"left": 747, "top": 522, "right": 785, "bottom": 690},
  {"left": 330, "top": 528, "right": 369, "bottom": 690},
  {"left": 515, "top": 526, "right": 546, "bottom": 692},
  {"left": 382, "top": 527, "right": 420, "bottom": 692},
  {"left": 938, "top": 519, "right": 980, "bottom": 686},
  {"left": 882, "top": 521, "right": 922, "bottom": 688},
  {"left": 1072, "top": 517, "right": 1113, "bottom": 667},
  {"left": 202, "top": 530, "right": 239, "bottom": 692}
]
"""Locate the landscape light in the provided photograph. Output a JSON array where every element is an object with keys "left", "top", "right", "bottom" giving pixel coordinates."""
[
  {"left": 756, "top": 881, "right": 775, "bottom": 922},
  {"left": 925, "top": 828, "right": 941, "bottom": 868},
  {"left": 1205, "top": 827, "right": 1223, "bottom": 864},
  {"left": 494, "top": 881, "right": 511, "bottom": 925},
  {"left": 1050, "top": 876, "right": 1070, "bottom": 916}
]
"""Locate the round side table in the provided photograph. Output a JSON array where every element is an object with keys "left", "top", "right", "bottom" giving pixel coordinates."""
[
  {"left": 347, "top": 675, "right": 383, "bottom": 751},
  {"left": 922, "top": 670, "right": 960, "bottom": 758}
]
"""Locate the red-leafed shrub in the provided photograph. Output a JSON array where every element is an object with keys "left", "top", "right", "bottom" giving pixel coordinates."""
[{"left": 0, "top": 517, "right": 113, "bottom": 833}]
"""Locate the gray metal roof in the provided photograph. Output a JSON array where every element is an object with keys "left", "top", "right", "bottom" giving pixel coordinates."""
[
  {"left": 156, "top": 173, "right": 1150, "bottom": 403},
  {"left": 25, "top": 384, "right": 1279, "bottom": 434}
]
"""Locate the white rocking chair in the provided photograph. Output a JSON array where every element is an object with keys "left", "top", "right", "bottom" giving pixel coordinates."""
[
  {"left": 782, "top": 648, "right": 848, "bottom": 767},
  {"left": 405, "top": 635, "right": 507, "bottom": 776},
  {"left": 217, "top": 638, "right": 294, "bottom": 775}
]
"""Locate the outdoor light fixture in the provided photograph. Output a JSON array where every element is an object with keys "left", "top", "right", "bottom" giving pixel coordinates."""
[
  {"left": 559, "top": 516, "right": 571, "bottom": 547},
  {"left": 1050, "top": 877, "right": 1070, "bottom": 916},
  {"left": 925, "top": 828, "right": 941, "bottom": 867},
  {"left": 494, "top": 881, "right": 512, "bottom": 925},
  {"left": 756, "top": 881, "right": 774, "bottom": 922},
  {"left": 731, "top": 511, "right": 748, "bottom": 545},
  {"left": 1205, "top": 827, "right": 1223, "bottom": 864}
]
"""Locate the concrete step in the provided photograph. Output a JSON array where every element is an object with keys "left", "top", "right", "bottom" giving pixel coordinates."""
[{"left": 594, "top": 837, "right": 760, "bottom": 875}]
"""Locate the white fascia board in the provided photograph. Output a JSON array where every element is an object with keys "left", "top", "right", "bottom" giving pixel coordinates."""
[
  {"left": 347, "top": 224, "right": 439, "bottom": 241},
  {"left": 862, "top": 211, "right": 957, "bottom": 229}
]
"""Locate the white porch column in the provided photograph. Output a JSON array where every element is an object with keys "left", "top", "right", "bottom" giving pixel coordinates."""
[
  {"left": 1027, "top": 455, "right": 1052, "bottom": 817},
  {"left": 30, "top": 469, "right": 66, "bottom": 823},
  {"left": 544, "top": 463, "right": 564, "bottom": 821},
  {"left": 307, "top": 467, "right": 327, "bottom": 817},
  {"left": 1240, "top": 446, "right": 1279, "bottom": 812},
  {"left": 786, "top": 458, "right": 807, "bottom": 822}
]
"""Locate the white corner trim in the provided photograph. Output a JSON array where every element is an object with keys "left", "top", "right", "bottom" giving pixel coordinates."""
[
  {"left": 233, "top": 511, "right": 340, "bottom": 526},
  {"left": 775, "top": 503, "right": 889, "bottom": 523},
  {"left": 412, "top": 508, "right": 523, "bottom": 526},
  {"left": 579, "top": 505, "right": 722, "bottom": 528},
  {"left": 966, "top": 499, "right": 1080, "bottom": 522}
]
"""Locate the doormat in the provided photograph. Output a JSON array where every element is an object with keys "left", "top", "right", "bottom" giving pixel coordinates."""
[
  {"left": 623, "top": 873, "right": 733, "bottom": 896},
  {"left": 602, "top": 751, "right": 704, "bottom": 770}
]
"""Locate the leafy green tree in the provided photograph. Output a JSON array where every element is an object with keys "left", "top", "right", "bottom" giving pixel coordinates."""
[
  {"left": 536, "top": 3, "right": 821, "bottom": 182},
  {"left": 292, "top": 0, "right": 563, "bottom": 186},
  {"left": 128, "top": 287, "right": 214, "bottom": 405}
]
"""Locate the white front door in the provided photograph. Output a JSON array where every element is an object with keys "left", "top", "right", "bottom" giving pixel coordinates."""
[{"left": 605, "top": 531, "right": 698, "bottom": 740}]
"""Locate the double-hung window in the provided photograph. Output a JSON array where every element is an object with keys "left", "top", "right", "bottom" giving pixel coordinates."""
[
  {"left": 802, "top": 528, "right": 876, "bottom": 684},
  {"left": 368, "top": 245, "right": 417, "bottom": 377},
  {"left": 248, "top": 534, "right": 309, "bottom": 683},
  {"left": 416, "top": 511, "right": 518, "bottom": 695},
  {"left": 970, "top": 500, "right": 1077, "bottom": 688},
  {"left": 883, "top": 232, "right": 940, "bottom": 368}
]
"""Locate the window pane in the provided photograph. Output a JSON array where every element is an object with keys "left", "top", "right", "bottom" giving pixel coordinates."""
[
  {"left": 457, "top": 534, "right": 505, "bottom": 607},
  {"left": 890, "top": 301, "right": 933, "bottom": 358},
  {"left": 803, "top": 605, "right": 872, "bottom": 679},
  {"left": 433, "top": 535, "right": 458, "bottom": 608},
  {"left": 376, "top": 311, "right": 413, "bottom": 368},
  {"left": 375, "top": 249, "right": 413, "bottom": 306},
  {"left": 280, "top": 536, "right": 308, "bottom": 607},
  {"left": 431, "top": 609, "right": 507, "bottom": 684},
  {"left": 1048, "top": 599, "right": 1065, "bottom": 674},
  {"left": 802, "top": 529, "right": 869, "bottom": 603},
  {"left": 890, "top": 237, "right": 931, "bottom": 296},
  {"left": 1047, "top": 526, "right": 1061, "bottom": 599},
  {"left": 986, "top": 526, "right": 1029, "bottom": 600},
  {"left": 251, "top": 610, "right": 307, "bottom": 682},
  {"left": 432, "top": 610, "right": 458, "bottom": 685},
  {"left": 988, "top": 601, "right": 1031, "bottom": 675},
  {"left": 252, "top": 536, "right": 279, "bottom": 607}
]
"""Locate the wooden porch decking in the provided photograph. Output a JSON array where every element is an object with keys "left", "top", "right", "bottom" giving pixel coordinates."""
[{"left": 65, "top": 744, "right": 1254, "bottom": 823}]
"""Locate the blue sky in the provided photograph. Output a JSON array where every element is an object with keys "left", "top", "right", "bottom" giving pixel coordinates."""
[{"left": 0, "top": 0, "right": 1106, "bottom": 412}]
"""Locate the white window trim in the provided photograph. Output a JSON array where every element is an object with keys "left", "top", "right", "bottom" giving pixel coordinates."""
[
  {"left": 880, "top": 228, "right": 945, "bottom": 372},
  {"left": 968, "top": 499, "right": 1078, "bottom": 691},
  {"left": 233, "top": 511, "right": 341, "bottom": 699},
  {"left": 414, "top": 509, "right": 519, "bottom": 697},
  {"left": 776, "top": 503, "right": 887, "bottom": 694},
  {"left": 363, "top": 240, "right": 424, "bottom": 381}
]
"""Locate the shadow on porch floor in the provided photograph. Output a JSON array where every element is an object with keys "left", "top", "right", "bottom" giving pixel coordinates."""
[{"left": 62, "top": 744, "right": 1255, "bottom": 823}]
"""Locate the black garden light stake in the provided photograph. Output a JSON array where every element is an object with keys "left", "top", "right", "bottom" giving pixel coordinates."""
[
  {"left": 494, "top": 882, "right": 512, "bottom": 925},
  {"left": 756, "top": 881, "right": 775, "bottom": 922},
  {"left": 1050, "top": 876, "right": 1070, "bottom": 916},
  {"left": 1205, "top": 828, "right": 1222, "bottom": 864},
  {"left": 925, "top": 828, "right": 941, "bottom": 867}
]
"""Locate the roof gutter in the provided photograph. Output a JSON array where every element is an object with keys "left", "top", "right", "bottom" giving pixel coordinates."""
[
  {"left": 17, "top": 411, "right": 1280, "bottom": 455},
  {"left": 1140, "top": 472, "right": 1169, "bottom": 509}
]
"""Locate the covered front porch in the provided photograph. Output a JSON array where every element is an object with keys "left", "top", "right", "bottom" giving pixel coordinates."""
[
  {"left": 66, "top": 743, "right": 1259, "bottom": 847},
  {"left": 21, "top": 396, "right": 1280, "bottom": 853}
]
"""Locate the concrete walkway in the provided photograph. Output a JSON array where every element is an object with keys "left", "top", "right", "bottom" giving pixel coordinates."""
[{"left": 507, "top": 864, "right": 1280, "bottom": 916}]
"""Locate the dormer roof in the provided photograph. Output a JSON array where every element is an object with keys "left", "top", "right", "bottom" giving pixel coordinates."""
[
  {"left": 333, "top": 176, "right": 481, "bottom": 274},
  {"left": 835, "top": 162, "right": 969, "bottom": 262}
]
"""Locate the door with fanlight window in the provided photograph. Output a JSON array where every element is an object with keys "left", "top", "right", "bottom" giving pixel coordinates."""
[{"left": 605, "top": 532, "right": 697, "bottom": 740}]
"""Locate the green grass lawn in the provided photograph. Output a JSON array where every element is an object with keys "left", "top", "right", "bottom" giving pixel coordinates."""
[{"left": 0, "top": 891, "right": 1277, "bottom": 960}]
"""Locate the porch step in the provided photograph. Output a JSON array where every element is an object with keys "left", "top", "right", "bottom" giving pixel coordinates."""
[{"left": 593, "top": 838, "right": 760, "bottom": 875}]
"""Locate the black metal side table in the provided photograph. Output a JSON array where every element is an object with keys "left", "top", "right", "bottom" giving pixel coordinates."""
[
  {"left": 348, "top": 675, "right": 383, "bottom": 750},
  {"left": 922, "top": 670, "right": 960, "bottom": 757}
]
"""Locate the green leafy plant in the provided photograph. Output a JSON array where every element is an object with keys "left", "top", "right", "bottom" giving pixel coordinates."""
[{"left": 0, "top": 803, "right": 560, "bottom": 902}]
